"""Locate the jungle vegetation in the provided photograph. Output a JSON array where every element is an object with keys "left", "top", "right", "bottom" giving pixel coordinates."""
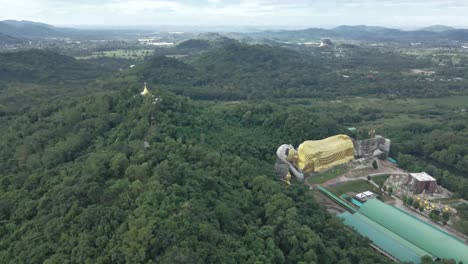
[{"left": 0, "top": 41, "right": 467, "bottom": 263}]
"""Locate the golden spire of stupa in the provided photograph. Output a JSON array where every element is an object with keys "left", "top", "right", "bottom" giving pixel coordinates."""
[{"left": 141, "top": 81, "right": 150, "bottom": 96}]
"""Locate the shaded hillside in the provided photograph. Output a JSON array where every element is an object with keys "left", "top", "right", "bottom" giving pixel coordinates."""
[
  {"left": 132, "top": 55, "right": 198, "bottom": 87},
  {"left": 442, "top": 29, "right": 468, "bottom": 41},
  {"left": 174, "top": 37, "right": 239, "bottom": 54},
  {"left": 176, "top": 39, "right": 213, "bottom": 51},
  {"left": 190, "top": 42, "right": 316, "bottom": 75},
  {"left": 132, "top": 42, "right": 326, "bottom": 99},
  {"left": 190, "top": 42, "right": 325, "bottom": 98},
  {"left": 0, "top": 33, "right": 23, "bottom": 44},
  {"left": 0, "top": 50, "right": 110, "bottom": 83},
  {"left": 0, "top": 20, "right": 65, "bottom": 39}
]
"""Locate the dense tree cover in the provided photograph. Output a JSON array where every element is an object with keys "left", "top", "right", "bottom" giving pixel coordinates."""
[
  {"left": 1, "top": 43, "right": 466, "bottom": 263},
  {"left": 0, "top": 80, "right": 392, "bottom": 263},
  {"left": 130, "top": 41, "right": 468, "bottom": 100},
  {"left": 85, "top": 57, "right": 135, "bottom": 71},
  {"left": 133, "top": 55, "right": 198, "bottom": 87},
  {"left": 0, "top": 32, "right": 22, "bottom": 45},
  {"left": 176, "top": 39, "right": 213, "bottom": 51},
  {"left": 0, "top": 50, "right": 111, "bottom": 83},
  {"left": 384, "top": 122, "right": 468, "bottom": 199},
  {"left": 131, "top": 41, "right": 327, "bottom": 100}
]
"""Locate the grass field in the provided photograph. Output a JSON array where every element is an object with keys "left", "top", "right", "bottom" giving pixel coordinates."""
[
  {"left": 372, "top": 174, "right": 390, "bottom": 188},
  {"left": 307, "top": 167, "right": 346, "bottom": 184},
  {"left": 418, "top": 96, "right": 468, "bottom": 108},
  {"left": 328, "top": 180, "right": 379, "bottom": 196}
]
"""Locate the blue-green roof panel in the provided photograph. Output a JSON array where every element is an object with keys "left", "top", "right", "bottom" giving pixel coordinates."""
[
  {"left": 359, "top": 199, "right": 468, "bottom": 263},
  {"left": 339, "top": 212, "right": 429, "bottom": 263}
]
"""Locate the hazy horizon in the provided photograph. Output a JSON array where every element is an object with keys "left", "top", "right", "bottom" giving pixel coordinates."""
[{"left": 1, "top": 0, "right": 468, "bottom": 29}]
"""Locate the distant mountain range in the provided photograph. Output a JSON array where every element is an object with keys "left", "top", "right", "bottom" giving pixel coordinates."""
[
  {"left": 1, "top": 20, "right": 468, "bottom": 43},
  {"left": 0, "top": 20, "right": 67, "bottom": 39},
  {"left": 243, "top": 25, "right": 468, "bottom": 42},
  {"left": 420, "top": 25, "right": 456, "bottom": 32},
  {"left": 0, "top": 20, "right": 147, "bottom": 40}
]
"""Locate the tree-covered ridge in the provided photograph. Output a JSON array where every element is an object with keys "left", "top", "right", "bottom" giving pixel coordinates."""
[
  {"left": 132, "top": 41, "right": 326, "bottom": 100},
  {"left": 0, "top": 33, "right": 22, "bottom": 44},
  {"left": 0, "top": 82, "right": 390, "bottom": 263},
  {"left": 0, "top": 43, "right": 466, "bottom": 263},
  {"left": 133, "top": 55, "right": 198, "bottom": 87},
  {"left": 0, "top": 49, "right": 110, "bottom": 83},
  {"left": 176, "top": 39, "right": 213, "bottom": 51},
  {"left": 189, "top": 42, "right": 325, "bottom": 97},
  {"left": 240, "top": 25, "right": 468, "bottom": 42},
  {"left": 130, "top": 41, "right": 468, "bottom": 100},
  {"left": 0, "top": 20, "right": 64, "bottom": 39}
]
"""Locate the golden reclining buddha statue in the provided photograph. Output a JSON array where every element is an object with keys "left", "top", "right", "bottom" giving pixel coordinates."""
[
  {"left": 275, "top": 135, "right": 355, "bottom": 184},
  {"left": 292, "top": 134, "right": 354, "bottom": 173}
]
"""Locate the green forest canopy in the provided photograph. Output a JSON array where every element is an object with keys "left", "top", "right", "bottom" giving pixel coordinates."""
[{"left": 1, "top": 43, "right": 467, "bottom": 263}]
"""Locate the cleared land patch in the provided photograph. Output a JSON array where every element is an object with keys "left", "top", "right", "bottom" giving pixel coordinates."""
[
  {"left": 328, "top": 179, "right": 379, "bottom": 196},
  {"left": 307, "top": 167, "right": 346, "bottom": 185}
]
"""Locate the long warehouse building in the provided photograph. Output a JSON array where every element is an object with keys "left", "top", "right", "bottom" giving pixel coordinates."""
[{"left": 339, "top": 199, "right": 468, "bottom": 263}]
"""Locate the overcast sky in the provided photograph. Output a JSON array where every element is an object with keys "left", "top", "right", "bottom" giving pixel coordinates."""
[{"left": 1, "top": 0, "right": 468, "bottom": 29}]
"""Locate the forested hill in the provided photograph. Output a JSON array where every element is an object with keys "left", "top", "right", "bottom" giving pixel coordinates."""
[
  {"left": 0, "top": 20, "right": 64, "bottom": 39},
  {"left": 133, "top": 42, "right": 326, "bottom": 99},
  {"left": 190, "top": 42, "right": 325, "bottom": 91},
  {"left": 176, "top": 39, "right": 214, "bottom": 51},
  {"left": 0, "top": 50, "right": 110, "bottom": 83},
  {"left": 131, "top": 41, "right": 467, "bottom": 100},
  {"left": 0, "top": 78, "right": 391, "bottom": 263},
  {"left": 0, "top": 33, "right": 22, "bottom": 44}
]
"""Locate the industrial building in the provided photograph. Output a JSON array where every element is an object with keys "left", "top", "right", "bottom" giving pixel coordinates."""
[
  {"left": 408, "top": 172, "right": 438, "bottom": 194},
  {"left": 339, "top": 199, "right": 468, "bottom": 264}
]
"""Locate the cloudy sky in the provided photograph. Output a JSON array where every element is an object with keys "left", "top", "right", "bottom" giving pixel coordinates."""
[{"left": 1, "top": 0, "right": 467, "bottom": 29}]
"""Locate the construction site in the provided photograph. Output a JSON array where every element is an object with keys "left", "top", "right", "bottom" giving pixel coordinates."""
[{"left": 275, "top": 132, "right": 468, "bottom": 263}]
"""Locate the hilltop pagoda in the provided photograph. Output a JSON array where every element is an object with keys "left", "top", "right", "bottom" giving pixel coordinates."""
[{"left": 141, "top": 82, "right": 151, "bottom": 96}]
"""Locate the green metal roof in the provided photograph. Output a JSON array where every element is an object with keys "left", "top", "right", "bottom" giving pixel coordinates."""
[
  {"left": 339, "top": 212, "right": 429, "bottom": 263},
  {"left": 359, "top": 199, "right": 468, "bottom": 263}
]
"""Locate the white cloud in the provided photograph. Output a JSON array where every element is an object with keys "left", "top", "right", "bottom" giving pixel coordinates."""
[
  {"left": 0, "top": 0, "right": 467, "bottom": 27},
  {"left": 107, "top": 0, "right": 184, "bottom": 13}
]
